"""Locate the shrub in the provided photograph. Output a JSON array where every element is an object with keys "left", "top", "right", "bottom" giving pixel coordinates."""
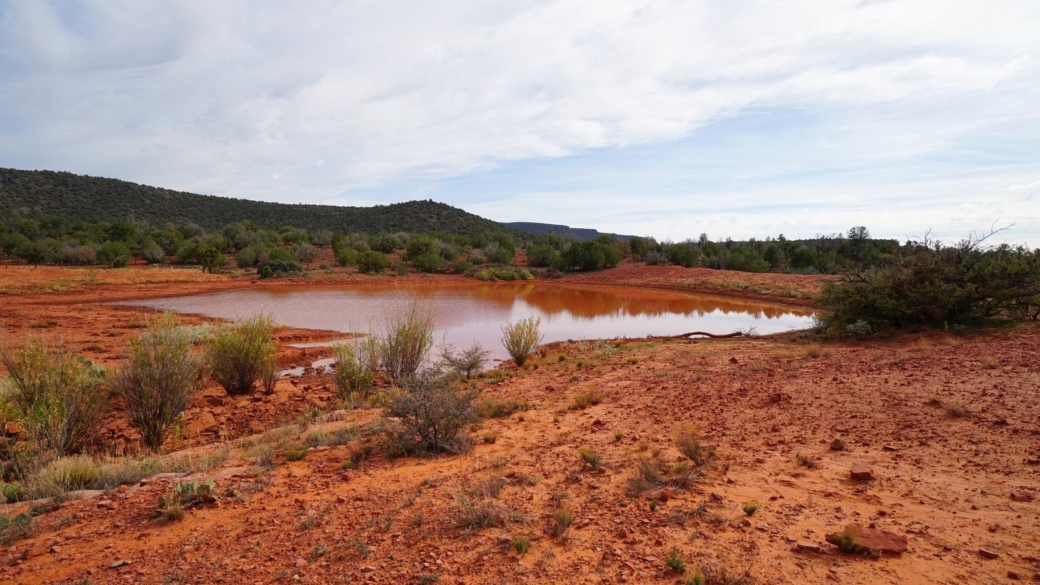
[
  {"left": 439, "top": 343, "right": 489, "bottom": 380},
  {"left": 486, "top": 245, "right": 515, "bottom": 265},
  {"left": 501, "top": 317, "right": 542, "bottom": 366},
  {"left": 512, "top": 536, "right": 529, "bottom": 554},
  {"left": 383, "top": 372, "right": 477, "bottom": 454},
  {"left": 334, "top": 339, "right": 378, "bottom": 400},
  {"left": 63, "top": 245, "right": 97, "bottom": 266},
  {"left": 96, "top": 241, "right": 132, "bottom": 268},
  {"left": 551, "top": 508, "right": 574, "bottom": 537},
  {"left": 32, "top": 455, "right": 102, "bottom": 497},
  {"left": 205, "top": 316, "right": 277, "bottom": 395},
  {"left": 257, "top": 258, "right": 302, "bottom": 277},
  {"left": 666, "top": 244, "right": 699, "bottom": 268},
  {"left": 357, "top": 251, "right": 389, "bottom": 274},
  {"left": 334, "top": 246, "right": 357, "bottom": 267},
  {"left": 110, "top": 314, "right": 206, "bottom": 451},
  {"left": 817, "top": 233, "right": 1040, "bottom": 332},
  {"left": 643, "top": 250, "right": 667, "bottom": 265},
  {"left": 378, "top": 304, "right": 435, "bottom": 383},
  {"left": 412, "top": 251, "right": 446, "bottom": 273},
  {"left": 141, "top": 241, "right": 165, "bottom": 265},
  {"left": 666, "top": 548, "right": 686, "bottom": 573},
  {"left": 293, "top": 242, "right": 319, "bottom": 264},
  {"left": 475, "top": 397, "right": 527, "bottom": 419},
  {"left": 627, "top": 458, "right": 665, "bottom": 494},
  {"left": 235, "top": 246, "right": 259, "bottom": 268},
  {"left": 0, "top": 338, "right": 107, "bottom": 457},
  {"left": 673, "top": 424, "right": 715, "bottom": 466},
  {"left": 569, "top": 388, "right": 603, "bottom": 410},
  {"left": 527, "top": 244, "right": 559, "bottom": 268},
  {"left": 578, "top": 448, "right": 602, "bottom": 468},
  {"left": 741, "top": 501, "right": 759, "bottom": 516},
  {"left": 452, "top": 259, "right": 472, "bottom": 273},
  {"left": 191, "top": 244, "right": 223, "bottom": 273}
]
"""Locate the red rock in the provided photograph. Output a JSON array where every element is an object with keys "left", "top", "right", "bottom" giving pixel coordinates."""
[
  {"left": 826, "top": 524, "right": 907, "bottom": 555},
  {"left": 1009, "top": 491, "right": 1034, "bottom": 502},
  {"left": 850, "top": 464, "right": 875, "bottom": 481},
  {"left": 4, "top": 422, "right": 19, "bottom": 436},
  {"left": 186, "top": 412, "right": 217, "bottom": 437},
  {"left": 978, "top": 548, "right": 999, "bottom": 559},
  {"left": 1007, "top": 571, "right": 1021, "bottom": 580},
  {"left": 796, "top": 541, "right": 823, "bottom": 553},
  {"left": 96, "top": 499, "right": 114, "bottom": 510}
]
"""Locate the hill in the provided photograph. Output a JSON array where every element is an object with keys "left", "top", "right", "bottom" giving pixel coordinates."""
[
  {"left": 0, "top": 168, "right": 519, "bottom": 237},
  {"left": 504, "top": 221, "right": 636, "bottom": 242}
]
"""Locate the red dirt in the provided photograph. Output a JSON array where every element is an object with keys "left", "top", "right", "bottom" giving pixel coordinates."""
[{"left": 1, "top": 265, "right": 1038, "bottom": 584}]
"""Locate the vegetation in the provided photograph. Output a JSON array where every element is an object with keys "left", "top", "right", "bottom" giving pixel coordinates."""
[
  {"left": 0, "top": 168, "right": 522, "bottom": 236},
  {"left": 205, "top": 316, "right": 277, "bottom": 395},
  {"left": 439, "top": 343, "right": 489, "bottom": 380},
  {"left": 383, "top": 372, "right": 478, "bottom": 454},
  {"left": 0, "top": 338, "right": 107, "bottom": 458},
  {"left": 111, "top": 314, "right": 206, "bottom": 451},
  {"left": 333, "top": 339, "right": 378, "bottom": 402},
  {"left": 817, "top": 231, "right": 1040, "bottom": 333},
  {"left": 378, "top": 305, "right": 435, "bottom": 383},
  {"left": 501, "top": 317, "right": 543, "bottom": 366}
]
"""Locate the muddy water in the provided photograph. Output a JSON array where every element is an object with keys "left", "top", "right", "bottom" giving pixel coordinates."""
[{"left": 119, "top": 283, "right": 813, "bottom": 360}]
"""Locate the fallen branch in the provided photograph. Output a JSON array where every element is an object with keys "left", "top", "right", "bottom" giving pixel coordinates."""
[{"left": 673, "top": 331, "right": 744, "bottom": 339}]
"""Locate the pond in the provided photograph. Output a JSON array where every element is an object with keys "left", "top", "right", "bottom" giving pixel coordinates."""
[{"left": 118, "top": 283, "right": 814, "bottom": 360}]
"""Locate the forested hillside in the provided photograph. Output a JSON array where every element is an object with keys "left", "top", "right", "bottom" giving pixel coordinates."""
[{"left": 0, "top": 168, "right": 515, "bottom": 236}]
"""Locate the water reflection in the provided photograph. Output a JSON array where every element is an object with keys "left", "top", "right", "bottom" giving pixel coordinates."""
[{"left": 119, "top": 283, "right": 813, "bottom": 359}]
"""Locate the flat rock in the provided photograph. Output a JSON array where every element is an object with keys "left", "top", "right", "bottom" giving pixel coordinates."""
[
  {"left": 850, "top": 463, "right": 875, "bottom": 481},
  {"left": 796, "top": 541, "right": 823, "bottom": 553},
  {"left": 186, "top": 412, "right": 218, "bottom": 437},
  {"left": 978, "top": 548, "right": 999, "bottom": 559},
  {"left": 64, "top": 489, "right": 106, "bottom": 501},
  {"left": 1009, "top": 491, "right": 1034, "bottom": 502},
  {"left": 826, "top": 524, "right": 907, "bottom": 555}
]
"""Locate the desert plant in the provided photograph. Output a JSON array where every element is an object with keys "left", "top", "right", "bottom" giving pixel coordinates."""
[
  {"left": 666, "top": 548, "right": 687, "bottom": 573},
  {"left": 31, "top": 455, "right": 103, "bottom": 497},
  {"left": 551, "top": 508, "right": 574, "bottom": 537},
  {"left": 500, "top": 317, "right": 542, "bottom": 366},
  {"left": 674, "top": 423, "right": 715, "bottom": 467},
  {"left": 578, "top": 448, "right": 602, "bottom": 468},
  {"left": 627, "top": 457, "right": 666, "bottom": 494},
  {"left": 439, "top": 343, "right": 490, "bottom": 380},
  {"left": 569, "top": 388, "right": 603, "bottom": 410},
  {"left": 378, "top": 304, "right": 435, "bottom": 383},
  {"left": 475, "top": 397, "right": 528, "bottom": 419},
  {"left": 741, "top": 501, "right": 758, "bottom": 516},
  {"left": 0, "top": 338, "right": 107, "bottom": 457},
  {"left": 205, "top": 316, "right": 276, "bottom": 395},
  {"left": 110, "top": 314, "right": 207, "bottom": 451},
  {"left": 511, "top": 535, "right": 529, "bottom": 554},
  {"left": 796, "top": 453, "right": 819, "bottom": 469},
  {"left": 383, "top": 372, "right": 477, "bottom": 454},
  {"left": 334, "top": 338, "right": 378, "bottom": 400}
]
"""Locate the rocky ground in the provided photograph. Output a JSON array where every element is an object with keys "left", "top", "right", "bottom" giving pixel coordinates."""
[{"left": 1, "top": 264, "right": 1038, "bottom": 584}]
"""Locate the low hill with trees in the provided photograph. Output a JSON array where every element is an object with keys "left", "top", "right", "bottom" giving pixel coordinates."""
[{"left": 0, "top": 168, "right": 517, "bottom": 237}]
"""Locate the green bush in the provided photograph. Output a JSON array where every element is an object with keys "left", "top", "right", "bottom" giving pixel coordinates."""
[
  {"left": 383, "top": 372, "right": 477, "bottom": 454},
  {"left": 412, "top": 251, "right": 446, "bottom": 273},
  {"left": 334, "top": 339, "right": 378, "bottom": 401},
  {"left": 817, "top": 235, "right": 1040, "bottom": 332},
  {"left": 235, "top": 246, "right": 259, "bottom": 268},
  {"left": 357, "top": 251, "right": 390, "bottom": 274},
  {"left": 0, "top": 338, "right": 107, "bottom": 457},
  {"left": 334, "top": 246, "right": 357, "bottom": 267},
  {"left": 111, "top": 314, "right": 206, "bottom": 451},
  {"left": 195, "top": 244, "right": 226, "bottom": 273},
  {"left": 527, "top": 244, "right": 559, "bottom": 268},
  {"left": 293, "top": 242, "right": 319, "bottom": 264},
  {"left": 97, "top": 241, "right": 132, "bottom": 268},
  {"left": 501, "top": 317, "right": 543, "bottom": 366},
  {"left": 378, "top": 305, "right": 435, "bottom": 383},
  {"left": 665, "top": 244, "right": 698, "bottom": 268},
  {"left": 256, "top": 258, "right": 302, "bottom": 277},
  {"left": 205, "top": 316, "right": 277, "bottom": 395},
  {"left": 141, "top": 241, "right": 165, "bottom": 265},
  {"left": 452, "top": 259, "right": 472, "bottom": 273}
]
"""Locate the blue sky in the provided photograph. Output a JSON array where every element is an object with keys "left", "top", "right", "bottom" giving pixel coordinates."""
[{"left": 1, "top": 0, "right": 1038, "bottom": 245}]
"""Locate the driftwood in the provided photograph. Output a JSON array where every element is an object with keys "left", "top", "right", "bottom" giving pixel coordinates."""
[{"left": 672, "top": 331, "right": 744, "bottom": 339}]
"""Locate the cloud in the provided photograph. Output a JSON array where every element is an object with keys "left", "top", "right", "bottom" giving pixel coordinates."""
[{"left": 0, "top": 0, "right": 1037, "bottom": 243}]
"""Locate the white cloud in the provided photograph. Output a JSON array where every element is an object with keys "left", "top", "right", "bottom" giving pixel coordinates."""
[{"left": 0, "top": 0, "right": 1038, "bottom": 242}]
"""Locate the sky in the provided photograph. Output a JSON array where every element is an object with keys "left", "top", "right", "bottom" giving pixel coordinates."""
[{"left": 1, "top": 0, "right": 1038, "bottom": 245}]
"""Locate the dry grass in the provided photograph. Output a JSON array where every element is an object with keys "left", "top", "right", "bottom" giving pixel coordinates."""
[{"left": 569, "top": 388, "right": 604, "bottom": 410}]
